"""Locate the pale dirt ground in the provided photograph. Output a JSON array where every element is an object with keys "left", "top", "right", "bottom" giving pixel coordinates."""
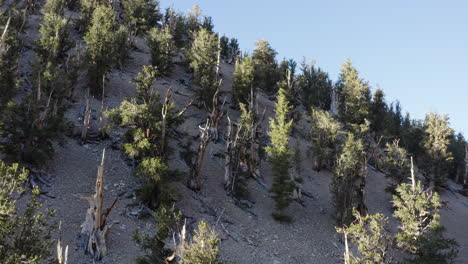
[{"left": 7, "top": 1, "right": 468, "bottom": 263}]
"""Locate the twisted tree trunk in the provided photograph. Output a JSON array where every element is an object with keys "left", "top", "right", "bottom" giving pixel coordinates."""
[{"left": 75, "top": 149, "right": 117, "bottom": 260}]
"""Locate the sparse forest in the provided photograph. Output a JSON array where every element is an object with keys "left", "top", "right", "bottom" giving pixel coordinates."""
[{"left": 0, "top": 1, "right": 466, "bottom": 264}]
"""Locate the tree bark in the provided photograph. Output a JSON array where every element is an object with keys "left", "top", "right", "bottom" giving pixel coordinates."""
[
  {"left": 75, "top": 149, "right": 117, "bottom": 260},
  {"left": 188, "top": 120, "right": 211, "bottom": 191}
]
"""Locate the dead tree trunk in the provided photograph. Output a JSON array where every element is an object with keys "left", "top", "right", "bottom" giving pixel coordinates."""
[
  {"left": 161, "top": 87, "right": 174, "bottom": 155},
  {"left": 247, "top": 87, "right": 266, "bottom": 181},
  {"left": 99, "top": 76, "right": 107, "bottom": 138},
  {"left": 57, "top": 222, "right": 68, "bottom": 264},
  {"left": 224, "top": 116, "right": 233, "bottom": 189},
  {"left": 209, "top": 80, "right": 225, "bottom": 141},
  {"left": 75, "top": 149, "right": 117, "bottom": 260},
  {"left": 188, "top": 119, "right": 211, "bottom": 191},
  {"left": 81, "top": 94, "right": 91, "bottom": 142}
]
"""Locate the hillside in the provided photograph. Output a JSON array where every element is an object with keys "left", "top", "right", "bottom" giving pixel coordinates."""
[{"left": 1, "top": 1, "right": 467, "bottom": 264}]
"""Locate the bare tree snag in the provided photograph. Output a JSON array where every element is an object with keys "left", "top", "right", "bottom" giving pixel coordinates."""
[
  {"left": 0, "top": 17, "right": 11, "bottom": 55},
  {"left": 188, "top": 119, "right": 211, "bottom": 191},
  {"left": 224, "top": 115, "right": 242, "bottom": 192},
  {"left": 75, "top": 149, "right": 117, "bottom": 260},
  {"left": 224, "top": 116, "right": 234, "bottom": 190},
  {"left": 209, "top": 80, "right": 225, "bottom": 141},
  {"left": 81, "top": 94, "right": 91, "bottom": 142},
  {"left": 161, "top": 87, "right": 174, "bottom": 155},
  {"left": 99, "top": 76, "right": 107, "bottom": 138},
  {"left": 57, "top": 221, "right": 68, "bottom": 264},
  {"left": 247, "top": 87, "right": 266, "bottom": 182}
]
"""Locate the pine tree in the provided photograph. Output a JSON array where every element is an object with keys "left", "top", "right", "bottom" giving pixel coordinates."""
[
  {"left": 380, "top": 140, "right": 411, "bottom": 191},
  {"left": 309, "top": 108, "right": 342, "bottom": 171},
  {"left": 393, "top": 174, "right": 458, "bottom": 263},
  {"left": 337, "top": 209, "right": 392, "bottom": 264},
  {"left": 134, "top": 205, "right": 182, "bottom": 263},
  {"left": 421, "top": 111, "right": 453, "bottom": 186},
  {"left": 0, "top": 18, "right": 21, "bottom": 107},
  {"left": 266, "top": 88, "right": 295, "bottom": 221},
  {"left": 447, "top": 133, "right": 466, "bottom": 184},
  {"left": 232, "top": 55, "right": 254, "bottom": 106},
  {"left": 37, "top": 0, "right": 71, "bottom": 63},
  {"left": 252, "top": 39, "right": 279, "bottom": 93},
  {"left": 84, "top": 4, "right": 123, "bottom": 94},
  {"left": 180, "top": 221, "right": 222, "bottom": 264},
  {"left": 107, "top": 65, "right": 182, "bottom": 207},
  {"left": 188, "top": 28, "right": 219, "bottom": 105},
  {"left": 296, "top": 60, "right": 333, "bottom": 111},
  {"left": 227, "top": 38, "right": 240, "bottom": 63},
  {"left": 0, "top": 161, "right": 56, "bottom": 264},
  {"left": 121, "top": 0, "right": 161, "bottom": 35},
  {"left": 331, "top": 133, "right": 367, "bottom": 226},
  {"left": 146, "top": 27, "right": 174, "bottom": 76},
  {"left": 369, "top": 88, "right": 388, "bottom": 136},
  {"left": 335, "top": 59, "right": 371, "bottom": 133}
]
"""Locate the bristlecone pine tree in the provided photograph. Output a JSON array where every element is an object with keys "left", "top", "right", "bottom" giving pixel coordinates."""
[
  {"left": 337, "top": 209, "right": 392, "bottom": 264},
  {"left": 267, "top": 88, "right": 295, "bottom": 222},
  {"left": 335, "top": 58, "right": 371, "bottom": 133},
  {"left": 37, "top": 0, "right": 71, "bottom": 63},
  {"left": 393, "top": 169, "right": 458, "bottom": 263},
  {"left": 0, "top": 161, "right": 56, "bottom": 264},
  {"left": 380, "top": 139, "right": 411, "bottom": 191},
  {"left": 232, "top": 55, "right": 254, "bottom": 106},
  {"left": 421, "top": 111, "right": 453, "bottom": 187},
  {"left": 188, "top": 27, "right": 219, "bottom": 105},
  {"left": 107, "top": 65, "right": 182, "bottom": 208},
  {"left": 84, "top": 4, "right": 126, "bottom": 94},
  {"left": 180, "top": 221, "right": 222, "bottom": 264},
  {"left": 252, "top": 39, "right": 279, "bottom": 93},
  {"left": 296, "top": 60, "right": 333, "bottom": 111},
  {"left": 331, "top": 133, "right": 368, "bottom": 226},
  {"left": 147, "top": 26, "right": 174, "bottom": 76},
  {"left": 134, "top": 205, "right": 182, "bottom": 263},
  {"left": 121, "top": 0, "right": 161, "bottom": 35},
  {"left": 309, "top": 108, "right": 342, "bottom": 171}
]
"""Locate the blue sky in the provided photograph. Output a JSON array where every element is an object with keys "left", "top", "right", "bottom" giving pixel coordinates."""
[{"left": 160, "top": 0, "right": 467, "bottom": 136}]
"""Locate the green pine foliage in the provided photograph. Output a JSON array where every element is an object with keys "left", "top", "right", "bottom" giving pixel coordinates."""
[
  {"left": 232, "top": 55, "right": 254, "bottom": 106},
  {"left": 309, "top": 108, "right": 342, "bottom": 171},
  {"left": 37, "top": 9, "right": 71, "bottom": 62},
  {"left": 146, "top": 27, "right": 174, "bottom": 76},
  {"left": 0, "top": 161, "right": 56, "bottom": 264},
  {"left": 84, "top": 4, "right": 124, "bottom": 94},
  {"left": 393, "top": 180, "right": 458, "bottom": 263},
  {"left": 447, "top": 133, "right": 467, "bottom": 184},
  {"left": 180, "top": 221, "right": 222, "bottom": 264},
  {"left": 107, "top": 65, "right": 182, "bottom": 208},
  {"left": 134, "top": 205, "right": 182, "bottom": 263},
  {"left": 369, "top": 88, "right": 388, "bottom": 136},
  {"left": 380, "top": 140, "right": 411, "bottom": 191},
  {"left": 331, "top": 133, "right": 367, "bottom": 226},
  {"left": 188, "top": 27, "right": 219, "bottom": 105},
  {"left": 121, "top": 0, "right": 161, "bottom": 35},
  {"left": 296, "top": 61, "right": 333, "bottom": 111},
  {"left": 335, "top": 59, "right": 371, "bottom": 132},
  {"left": 0, "top": 19, "right": 21, "bottom": 107},
  {"left": 266, "top": 88, "right": 295, "bottom": 221},
  {"left": 420, "top": 111, "right": 453, "bottom": 186},
  {"left": 252, "top": 39, "right": 279, "bottom": 93},
  {"left": 337, "top": 209, "right": 392, "bottom": 264}
]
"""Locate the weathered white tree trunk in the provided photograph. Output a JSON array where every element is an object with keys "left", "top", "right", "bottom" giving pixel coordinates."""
[
  {"left": 57, "top": 222, "right": 68, "bottom": 264},
  {"left": 189, "top": 120, "right": 211, "bottom": 191},
  {"left": 82, "top": 95, "right": 91, "bottom": 142},
  {"left": 75, "top": 149, "right": 117, "bottom": 260}
]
